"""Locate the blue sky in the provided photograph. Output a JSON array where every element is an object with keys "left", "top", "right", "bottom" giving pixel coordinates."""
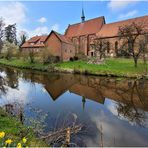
[{"left": 0, "top": 1, "right": 147, "bottom": 38}]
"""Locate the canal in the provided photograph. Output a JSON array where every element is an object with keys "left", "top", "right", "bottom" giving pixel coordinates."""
[{"left": 0, "top": 66, "right": 148, "bottom": 146}]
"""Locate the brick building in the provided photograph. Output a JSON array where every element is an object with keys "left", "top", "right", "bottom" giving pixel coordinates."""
[{"left": 21, "top": 9, "right": 148, "bottom": 61}]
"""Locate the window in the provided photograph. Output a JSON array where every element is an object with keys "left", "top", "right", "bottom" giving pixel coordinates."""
[
  {"left": 107, "top": 42, "right": 110, "bottom": 53},
  {"left": 91, "top": 51, "right": 94, "bottom": 57},
  {"left": 115, "top": 41, "right": 118, "bottom": 54}
]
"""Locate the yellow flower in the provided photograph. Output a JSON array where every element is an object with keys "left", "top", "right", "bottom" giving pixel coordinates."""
[
  {"left": 5, "top": 139, "right": 13, "bottom": 145},
  {"left": 17, "top": 143, "right": 22, "bottom": 148},
  {"left": 0, "top": 132, "right": 5, "bottom": 138},
  {"left": 22, "top": 137, "right": 27, "bottom": 143}
]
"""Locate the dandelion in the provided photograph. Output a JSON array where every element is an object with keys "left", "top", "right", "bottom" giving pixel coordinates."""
[
  {"left": 0, "top": 132, "right": 5, "bottom": 138},
  {"left": 17, "top": 143, "right": 22, "bottom": 148},
  {"left": 22, "top": 137, "right": 27, "bottom": 143},
  {"left": 5, "top": 139, "right": 13, "bottom": 145}
]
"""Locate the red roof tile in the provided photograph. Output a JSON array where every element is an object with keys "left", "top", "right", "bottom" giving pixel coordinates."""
[
  {"left": 46, "top": 30, "right": 73, "bottom": 44},
  {"left": 65, "top": 16, "right": 105, "bottom": 37},
  {"left": 53, "top": 31, "right": 73, "bottom": 44},
  {"left": 21, "top": 35, "right": 48, "bottom": 48},
  {"left": 97, "top": 15, "right": 148, "bottom": 38}
]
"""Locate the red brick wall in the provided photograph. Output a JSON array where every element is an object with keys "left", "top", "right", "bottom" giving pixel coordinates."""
[
  {"left": 62, "top": 42, "right": 75, "bottom": 61},
  {"left": 45, "top": 33, "right": 62, "bottom": 58}
]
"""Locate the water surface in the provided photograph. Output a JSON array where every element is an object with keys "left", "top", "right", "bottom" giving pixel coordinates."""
[{"left": 0, "top": 66, "right": 148, "bottom": 147}]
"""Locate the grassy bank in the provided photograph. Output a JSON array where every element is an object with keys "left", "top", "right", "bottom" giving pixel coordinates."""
[
  {"left": 56, "top": 58, "right": 147, "bottom": 78},
  {"left": 0, "top": 58, "right": 147, "bottom": 78},
  {"left": 0, "top": 108, "right": 46, "bottom": 147},
  {"left": 0, "top": 58, "right": 49, "bottom": 72}
]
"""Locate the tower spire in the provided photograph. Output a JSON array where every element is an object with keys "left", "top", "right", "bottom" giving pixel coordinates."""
[{"left": 81, "top": 7, "right": 85, "bottom": 23}]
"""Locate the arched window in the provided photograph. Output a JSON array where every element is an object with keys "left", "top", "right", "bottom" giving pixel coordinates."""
[
  {"left": 107, "top": 41, "right": 110, "bottom": 53},
  {"left": 115, "top": 41, "right": 118, "bottom": 54}
]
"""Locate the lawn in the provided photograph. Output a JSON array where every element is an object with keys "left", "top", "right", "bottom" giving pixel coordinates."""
[
  {"left": 56, "top": 58, "right": 147, "bottom": 78},
  {"left": 0, "top": 58, "right": 49, "bottom": 71},
  {"left": 0, "top": 58, "right": 147, "bottom": 78}
]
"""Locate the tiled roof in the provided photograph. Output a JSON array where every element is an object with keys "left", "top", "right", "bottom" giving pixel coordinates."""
[
  {"left": 46, "top": 30, "right": 73, "bottom": 44},
  {"left": 21, "top": 35, "right": 48, "bottom": 48},
  {"left": 97, "top": 15, "right": 148, "bottom": 38},
  {"left": 65, "top": 16, "right": 105, "bottom": 37}
]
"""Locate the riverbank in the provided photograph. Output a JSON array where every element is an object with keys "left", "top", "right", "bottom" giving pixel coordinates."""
[
  {"left": 0, "top": 107, "right": 46, "bottom": 147},
  {"left": 0, "top": 58, "right": 147, "bottom": 78}
]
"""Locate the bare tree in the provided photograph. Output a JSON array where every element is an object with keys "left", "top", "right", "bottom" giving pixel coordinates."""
[
  {"left": 91, "top": 37, "right": 109, "bottom": 60},
  {"left": 118, "top": 22, "right": 148, "bottom": 67}
]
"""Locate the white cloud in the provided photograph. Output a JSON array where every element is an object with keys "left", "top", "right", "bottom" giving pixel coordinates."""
[
  {"left": 28, "top": 26, "right": 49, "bottom": 37},
  {"left": 108, "top": 0, "right": 137, "bottom": 11},
  {"left": 0, "top": 2, "right": 27, "bottom": 26},
  {"left": 38, "top": 17, "right": 47, "bottom": 23},
  {"left": 119, "top": 10, "right": 138, "bottom": 19},
  {"left": 51, "top": 24, "right": 59, "bottom": 31},
  {"left": 27, "top": 24, "right": 60, "bottom": 37}
]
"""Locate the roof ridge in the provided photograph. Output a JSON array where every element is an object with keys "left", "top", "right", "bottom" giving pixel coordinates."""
[
  {"left": 69, "top": 16, "right": 104, "bottom": 26},
  {"left": 105, "top": 15, "right": 148, "bottom": 26}
]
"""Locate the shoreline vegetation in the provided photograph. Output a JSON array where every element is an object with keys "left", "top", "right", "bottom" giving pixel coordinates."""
[
  {"left": 0, "top": 108, "right": 46, "bottom": 147},
  {"left": 0, "top": 58, "right": 147, "bottom": 79}
]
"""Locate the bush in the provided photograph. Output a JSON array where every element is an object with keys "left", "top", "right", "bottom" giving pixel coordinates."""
[
  {"left": 116, "top": 49, "right": 130, "bottom": 58},
  {"left": 43, "top": 56, "right": 60, "bottom": 64},
  {"left": 73, "top": 56, "right": 78, "bottom": 61},
  {"left": 1, "top": 42, "right": 19, "bottom": 60}
]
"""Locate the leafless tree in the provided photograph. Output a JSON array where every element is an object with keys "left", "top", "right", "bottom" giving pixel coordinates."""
[
  {"left": 118, "top": 22, "right": 148, "bottom": 67},
  {"left": 91, "top": 37, "right": 109, "bottom": 60}
]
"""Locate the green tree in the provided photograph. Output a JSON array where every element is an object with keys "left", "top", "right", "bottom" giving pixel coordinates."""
[
  {"left": 19, "top": 31, "right": 27, "bottom": 51},
  {"left": 0, "top": 18, "right": 5, "bottom": 54},
  {"left": 5, "top": 24, "right": 17, "bottom": 45}
]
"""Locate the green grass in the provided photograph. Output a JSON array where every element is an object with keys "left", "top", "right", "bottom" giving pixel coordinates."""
[
  {"left": 0, "top": 58, "right": 49, "bottom": 71},
  {"left": 0, "top": 108, "right": 46, "bottom": 147},
  {"left": 0, "top": 58, "right": 147, "bottom": 78},
  {"left": 56, "top": 58, "right": 147, "bottom": 78}
]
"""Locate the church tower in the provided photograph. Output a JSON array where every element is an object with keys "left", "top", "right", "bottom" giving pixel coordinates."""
[{"left": 81, "top": 8, "right": 85, "bottom": 23}]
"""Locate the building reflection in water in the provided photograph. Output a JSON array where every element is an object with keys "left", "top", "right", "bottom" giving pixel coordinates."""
[{"left": 0, "top": 67, "right": 148, "bottom": 127}]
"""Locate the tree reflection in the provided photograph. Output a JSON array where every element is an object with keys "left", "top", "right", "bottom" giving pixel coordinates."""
[
  {"left": 4, "top": 68, "right": 19, "bottom": 89},
  {"left": 0, "top": 76, "right": 8, "bottom": 96},
  {"left": 116, "top": 81, "right": 148, "bottom": 127}
]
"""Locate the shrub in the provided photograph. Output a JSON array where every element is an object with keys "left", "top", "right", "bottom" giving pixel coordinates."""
[
  {"left": 73, "top": 56, "right": 78, "bottom": 61},
  {"left": 1, "top": 42, "right": 19, "bottom": 60}
]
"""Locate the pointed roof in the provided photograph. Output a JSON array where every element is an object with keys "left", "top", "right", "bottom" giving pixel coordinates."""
[
  {"left": 81, "top": 8, "right": 85, "bottom": 22},
  {"left": 46, "top": 30, "right": 73, "bottom": 44},
  {"left": 65, "top": 16, "right": 105, "bottom": 37}
]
